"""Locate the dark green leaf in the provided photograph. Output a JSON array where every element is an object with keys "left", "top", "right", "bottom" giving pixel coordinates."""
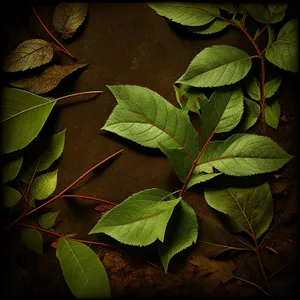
[
  {"left": 103, "top": 85, "right": 199, "bottom": 160},
  {"left": 21, "top": 228, "right": 43, "bottom": 255},
  {"left": 268, "top": 3, "right": 288, "bottom": 13},
  {"left": 39, "top": 211, "right": 60, "bottom": 229},
  {"left": 2, "top": 154, "right": 23, "bottom": 184},
  {"left": 0, "top": 88, "right": 56, "bottom": 155},
  {"left": 89, "top": 189, "right": 181, "bottom": 246},
  {"left": 187, "top": 173, "right": 222, "bottom": 190},
  {"left": 267, "top": 26, "right": 275, "bottom": 45},
  {"left": 204, "top": 182, "right": 273, "bottom": 238},
  {"left": 254, "top": 28, "right": 261, "bottom": 39},
  {"left": 53, "top": 3, "right": 89, "bottom": 40},
  {"left": 56, "top": 238, "right": 111, "bottom": 298},
  {"left": 244, "top": 76, "right": 261, "bottom": 101},
  {"left": 159, "top": 200, "right": 198, "bottom": 273},
  {"left": 200, "top": 86, "right": 244, "bottom": 139},
  {"left": 197, "top": 215, "right": 253, "bottom": 257},
  {"left": 173, "top": 84, "right": 202, "bottom": 113},
  {"left": 244, "top": 4, "right": 270, "bottom": 23},
  {"left": 217, "top": 4, "right": 236, "bottom": 13},
  {"left": 264, "top": 77, "right": 282, "bottom": 98},
  {"left": 265, "top": 99, "right": 280, "bottom": 129},
  {"left": 30, "top": 170, "right": 58, "bottom": 200},
  {"left": 148, "top": 3, "right": 219, "bottom": 26},
  {"left": 266, "top": 19, "right": 298, "bottom": 73},
  {"left": 189, "top": 19, "right": 229, "bottom": 35},
  {"left": 176, "top": 45, "right": 252, "bottom": 87},
  {"left": 270, "top": 11, "right": 286, "bottom": 24},
  {"left": 196, "top": 134, "right": 293, "bottom": 176},
  {"left": 3, "top": 185, "right": 22, "bottom": 207},
  {"left": 239, "top": 98, "right": 260, "bottom": 131},
  {"left": 10, "top": 64, "right": 88, "bottom": 94}
]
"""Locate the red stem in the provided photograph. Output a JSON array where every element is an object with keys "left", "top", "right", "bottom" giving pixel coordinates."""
[
  {"left": 26, "top": 149, "right": 124, "bottom": 217},
  {"left": 55, "top": 91, "right": 103, "bottom": 102},
  {"left": 58, "top": 194, "right": 116, "bottom": 206},
  {"left": 31, "top": 5, "right": 75, "bottom": 59}
]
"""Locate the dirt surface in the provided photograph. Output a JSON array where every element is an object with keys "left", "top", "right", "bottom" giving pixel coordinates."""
[{"left": 1, "top": 3, "right": 299, "bottom": 298}]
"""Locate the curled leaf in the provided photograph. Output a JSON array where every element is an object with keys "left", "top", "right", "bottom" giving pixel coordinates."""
[
  {"left": 53, "top": 3, "right": 88, "bottom": 40},
  {"left": 10, "top": 64, "right": 88, "bottom": 94},
  {"left": 3, "top": 39, "right": 54, "bottom": 72}
]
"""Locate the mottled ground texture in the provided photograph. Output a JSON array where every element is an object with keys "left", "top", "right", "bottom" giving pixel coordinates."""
[{"left": 1, "top": 2, "right": 299, "bottom": 298}]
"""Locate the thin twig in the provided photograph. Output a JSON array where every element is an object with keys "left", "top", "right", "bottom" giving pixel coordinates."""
[
  {"left": 55, "top": 91, "right": 103, "bottom": 102},
  {"left": 59, "top": 194, "right": 116, "bottom": 206},
  {"left": 31, "top": 5, "right": 75, "bottom": 59}
]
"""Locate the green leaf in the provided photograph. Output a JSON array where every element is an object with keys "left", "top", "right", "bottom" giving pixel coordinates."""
[
  {"left": 266, "top": 19, "right": 298, "bottom": 73},
  {"left": 2, "top": 154, "right": 23, "bottom": 184},
  {"left": 89, "top": 189, "right": 181, "bottom": 246},
  {"left": 239, "top": 98, "right": 261, "bottom": 131},
  {"left": 189, "top": 19, "right": 229, "bottom": 35},
  {"left": 158, "top": 143, "right": 192, "bottom": 183},
  {"left": 244, "top": 76, "right": 261, "bottom": 101},
  {"left": 264, "top": 77, "right": 282, "bottom": 98},
  {"left": 268, "top": 3, "right": 288, "bottom": 13},
  {"left": 56, "top": 239, "right": 110, "bottom": 299},
  {"left": 10, "top": 64, "right": 89, "bottom": 95},
  {"left": 3, "top": 39, "right": 54, "bottom": 72},
  {"left": 103, "top": 85, "right": 199, "bottom": 159},
  {"left": 148, "top": 3, "right": 219, "bottom": 27},
  {"left": 217, "top": 3, "right": 236, "bottom": 13},
  {"left": 53, "top": 3, "right": 89, "bottom": 40},
  {"left": 270, "top": 11, "right": 286, "bottom": 24},
  {"left": 197, "top": 215, "right": 253, "bottom": 257},
  {"left": 254, "top": 28, "right": 261, "bottom": 39},
  {"left": 196, "top": 134, "right": 293, "bottom": 176},
  {"left": 21, "top": 228, "right": 43, "bottom": 255},
  {"left": 244, "top": 4, "right": 270, "bottom": 23},
  {"left": 30, "top": 170, "right": 58, "bottom": 200},
  {"left": 65, "top": 233, "right": 77, "bottom": 238},
  {"left": 176, "top": 45, "right": 252, "bottom": 88},
  {"left": 0, "top": 88, "right": 56, "bottom": 155},
  {"left": 200, "top": 86, "right": 244, "bottom": 139},
  {"left": 267, "top": 26, "right": 275, "bottom": 45},
  {"left": 39, "top": 211, "right": 60, "bottom": 229},
  {"left": 19, "top": 129, "right": 66, "bottom": 183},
  {"left": 187, "top": 173, "right": 222, "bottom": 190},
  {"left": 265, "top": 100, "right": 280, "bottom": 129},
  {"left": 204, "top": 182, "right": 273, "bottom": 238},
  {"left": 173, "top": 84, "right": 202, "bottom": 113},
  {"left": 158, "top": 200, "right": 198, "bottom": 273},
  {"left": 3, "top": 185, "right": 22, "bottom": 207}
]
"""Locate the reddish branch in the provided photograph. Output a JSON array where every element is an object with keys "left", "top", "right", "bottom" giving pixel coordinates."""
[{"left": 31, "top": 5, "right": 75, "bottom": 59}]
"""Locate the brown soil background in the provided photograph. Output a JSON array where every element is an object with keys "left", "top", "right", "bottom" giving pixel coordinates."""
[{"left": 1, "top": 2, "right": 299, "bottom": 298}]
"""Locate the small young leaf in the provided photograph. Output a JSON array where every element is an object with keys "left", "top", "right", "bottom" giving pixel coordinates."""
[
  {"left": 186, "top": 173, "right": 222, "bottom": 190},
  {"left": 196, "top": 134, "right": 293, "bottom": 176},
  {"left": 19, "top": 129, "right": 66, "bottom": 183},
  {"left": 89, "top": 189, "right": 181, "bottom": 246},
  {"left": 264, "top": 77, "right": 282, "bottom": 98},
  {"left": 239, "top": 98, "right": 260, "bottom": 131},
  {"left": 244, "top": 76, "right": 261, "bottom": 101},
  {"left": 3, "top": 39, "right": 54, "bottom": 72},
  {"left": 204, "top": 182, "right": 273, "bottom": 238},
  {"left": 254, "top": 28, "right": 261, "bottom": 39},
  {"left": 189, "top": 19, "right": 229, "bottom": 35},
  {"left": 21, "top": 228, "right": 43, "bottom": 255},
  {"left": 103, "top": 85, "right": 199, "bottom": 159},
  {"left": 266, "top": 19, "right": 298, "bottom": 73},
  {"left": 3, "top": 186, "right": 22, "bottom": 207},
  {"left": 39, "top": 211, "right": 60, "bottom": 229},
  {"left": 10, "top": 64, "right": 89, "bottom": 94},
  {"left": 159, "top": 200, "right": 198, "bottom": 273},
  {"left": 30, "top": 170, "right": 58, "bottom": 200},
  {"left": 158, "top": 143, "right": 192, "bottom": 183},
  {"left": 0, "top": 88, "right": 56, "bottom": 155},
  {"left": 148, "top": 3, "right": 219, "bottom": 27},
  {"left": 244, "top": 4, "right": 270, "bottom": 23},
  {"left": 197, "top": 215, "right": 253, "bottom": 258},
  {"left": 267, "top": 25, "right": 275, "bottom": 45},
  {"left": 200, "top": 86, "right": 244, "bottom": 139},
  {"left": 173, "top": 84, "right": 202, "bottom": 113},
  {"left": 56, "top": 239, "right": 110, "bottom": 298},
  {"left": 65, "top": 233, "right": 77, "bottom": 238},
  {"left": 217, "top": 3, "right": 236, "bottom": 13},
  {"left": 2, "top": 154, "right": 23, "bottom": 184},
  {"left": 53, "top": 3, "right": 88, "bottom": 40},
  {"left": 265, "top": 100, "right": 280, "bottom": 129},
  {"left": 176, "top": 45, "right": 252, "bottom": 88}
]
